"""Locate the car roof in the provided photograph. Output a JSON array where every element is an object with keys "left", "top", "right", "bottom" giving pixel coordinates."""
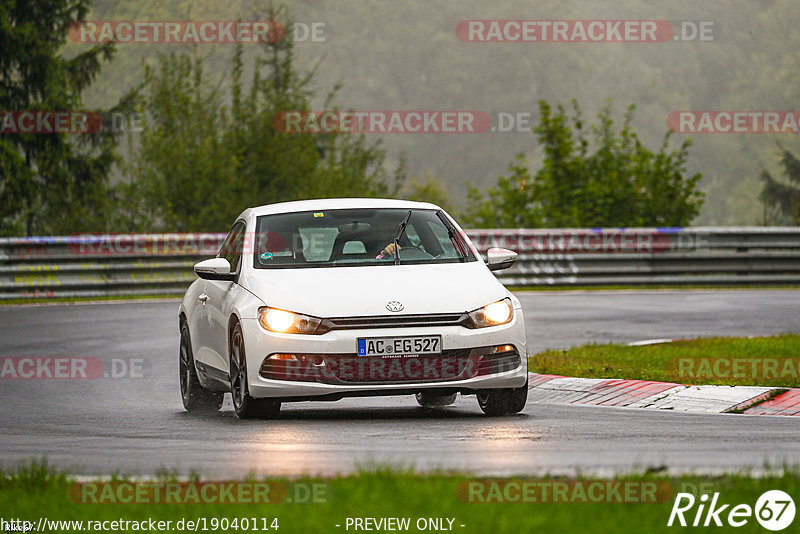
[{"left": 241, "top": 198, "right": 442, "bottom": 219}]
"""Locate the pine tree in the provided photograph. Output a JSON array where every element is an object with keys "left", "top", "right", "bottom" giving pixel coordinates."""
[
  {"left": 760, "top": 146, "right": 800, "bottom": 225},
  {"left": 0, "top": 0, "right": 120, "bottom": 235}
]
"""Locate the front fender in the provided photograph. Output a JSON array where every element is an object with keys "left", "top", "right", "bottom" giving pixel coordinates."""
[{"left": 229, "top": 286, "right": 266, "bottom": 323}]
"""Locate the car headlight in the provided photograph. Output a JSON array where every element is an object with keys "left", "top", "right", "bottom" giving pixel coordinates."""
[
  {"left": 466, "top": 298, "right": 514, "bottom": 328},
  {"left": 258, "top": 307, "right": 322, "bottom": 334}
]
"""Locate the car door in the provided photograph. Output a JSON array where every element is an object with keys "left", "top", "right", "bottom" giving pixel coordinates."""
[
  {"left": 196, "top": 220, "right": 246, "bottom": 377},
  {"left": 187, "top": 278, "right": 211, "bottom": 365}
]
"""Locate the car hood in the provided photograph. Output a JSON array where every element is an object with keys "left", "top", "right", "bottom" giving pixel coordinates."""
[{"left": 240, "top": 261, "right": 509, "bottom": 317}]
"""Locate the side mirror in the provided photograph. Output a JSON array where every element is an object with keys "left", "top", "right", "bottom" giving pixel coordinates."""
[
  {"left": 194, "top": 258, "right": 236, "bottom": 281},
  {"left": 486, "top": 247, "right": 517, "bottom": 272}
]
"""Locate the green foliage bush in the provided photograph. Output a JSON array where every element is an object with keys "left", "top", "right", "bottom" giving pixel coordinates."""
[{"left": 464, "top": 101, "right": 704, "bottom": 228}]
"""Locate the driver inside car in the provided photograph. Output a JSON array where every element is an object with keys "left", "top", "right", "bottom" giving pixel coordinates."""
[{"left": 376, "top": 242, "right": 401, "bottom": 259}]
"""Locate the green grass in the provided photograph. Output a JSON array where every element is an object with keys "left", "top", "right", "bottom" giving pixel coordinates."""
[
  {"left": 0, "top": 294, "right": 182, "bottom": 306},
  {"left": 512, "top": 284, "right": 800, "bottom": 291},
  {"left": 529, "top": 335, "right": 800, "bottom": 387},
  {"left": 2, "top": 462, "right": 799, "bottom": 533}
]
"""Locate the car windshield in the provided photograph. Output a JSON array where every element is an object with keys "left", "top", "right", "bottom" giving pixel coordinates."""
[{"left": 253, "top": 208, "right": 476, "bottom": 269}]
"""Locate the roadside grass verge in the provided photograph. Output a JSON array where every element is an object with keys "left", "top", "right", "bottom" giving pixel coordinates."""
[
  {"left": 529, "top": 335, "right": 800, "bottom": 387},
  {"left": 512, "top": 284, "right": 800, "bottom": 291},
  {"left": 1, "top": 461, "right": 798, "bottom": 533},
  {"left": 0, "top": 294, "right": 183, "bottom": 306}
]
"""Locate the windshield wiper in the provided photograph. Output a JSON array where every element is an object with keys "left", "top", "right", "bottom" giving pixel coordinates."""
[
  {"left": 393, "top": 210, "right": 413, "bottom": 265},
  {"left": 436, "top": 210, "right": 468, "bottom": 260}
]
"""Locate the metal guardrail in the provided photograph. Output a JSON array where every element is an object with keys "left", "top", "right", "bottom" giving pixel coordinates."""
[
  {"left": 0, "top": 233, "right": 225, "bottom": 300},
  {"left": 469, "top": 227, "right": 800, "bottom": 286},
  {"left": 1, "top": 228, "right": 799, "bottom": 300}
]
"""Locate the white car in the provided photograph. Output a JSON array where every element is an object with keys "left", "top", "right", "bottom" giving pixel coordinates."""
[{"left": 179, "top": 198, "right": 528, "bottom": 419}]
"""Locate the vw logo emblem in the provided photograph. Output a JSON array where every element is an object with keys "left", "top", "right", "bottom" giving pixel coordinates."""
[{"left": 386, "top": 301, "right": 404, "bottom": 312}]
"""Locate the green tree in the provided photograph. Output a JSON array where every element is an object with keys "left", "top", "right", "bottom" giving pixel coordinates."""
[
  {"left": 759, "top": 146, "right": 800, "bottom": 225},
  {"left": 464, "top": 154, "right": 539, "bottom": 228},
  {"left": 0, "top": 0, "right": 119, "bottom": 236},
  {"left": 123, "top": 6, "right": 404, "bottom": 232},
  {"left": 117, "top": 52, "right": 238, "bottom": 232},
  {"left": 464, "top": 100, "right": 704, "bottom": 228}
]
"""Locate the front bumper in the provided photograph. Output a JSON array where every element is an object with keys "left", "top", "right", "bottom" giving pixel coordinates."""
[{"left": 240, "top": 310, "right": 527, "bottom": 400}]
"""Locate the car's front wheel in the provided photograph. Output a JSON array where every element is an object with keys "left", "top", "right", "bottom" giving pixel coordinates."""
[
  {"left": 230, "top": 322, "right": 281, "bottom": 419},
  {"left": 476, "top": 380, "right": 528, "bottom": 416},
  {"left": 179, "top": 320, "right": 224, "bottom": 412},
  {"left": 415, "top": 392, "right": 457, "bottom": 408}
]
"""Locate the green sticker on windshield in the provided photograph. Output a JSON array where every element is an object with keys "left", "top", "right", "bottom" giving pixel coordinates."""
[{"left": 260, "top": 252, "right": 274, "bottom": 261}]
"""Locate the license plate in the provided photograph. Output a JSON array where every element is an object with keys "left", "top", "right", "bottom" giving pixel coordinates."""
[{"left": 357, "top": 336, "right": 442, "bottom": 357}]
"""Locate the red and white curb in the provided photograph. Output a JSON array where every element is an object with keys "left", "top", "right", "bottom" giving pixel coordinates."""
[
  {"left": 742, "top": 389, "right": 800, "bottom": 416},
  {"left": 527, "top": 373, "right": 800, "bottom": 416}
]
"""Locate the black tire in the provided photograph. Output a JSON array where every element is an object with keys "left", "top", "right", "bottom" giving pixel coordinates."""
[
  {"left": 230, "top": 322, "right": 281, "bottom": 419},
  {"left": 180, "top": 320, "right": 223, "bottom": 412},
  {"left": 415, "top": 392, "right": 457, "bottom": 408},
  {"left": 476, "top": 379, "right": 528, "bottom": 416}
]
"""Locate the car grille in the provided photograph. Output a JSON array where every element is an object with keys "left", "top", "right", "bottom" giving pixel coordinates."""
[
  {"left": 259, "top": 346, "right": 521, "bottom": 385},
  {"left": 316, "top": 313, "right": 469, "bottom": 333}
]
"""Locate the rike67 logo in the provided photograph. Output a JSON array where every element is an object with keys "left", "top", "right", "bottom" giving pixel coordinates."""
[{"left": 668, "top": 490, "right": 795, "bottom": 531}]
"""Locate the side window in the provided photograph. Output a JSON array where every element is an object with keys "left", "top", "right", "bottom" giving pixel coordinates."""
[{"left": 218, "top": 221, "right": 246, "bottom": 273}]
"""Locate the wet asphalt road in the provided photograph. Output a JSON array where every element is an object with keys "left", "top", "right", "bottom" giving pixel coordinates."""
[{"left": 0, "top": 290, "right": 798, "bottom": 476}]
